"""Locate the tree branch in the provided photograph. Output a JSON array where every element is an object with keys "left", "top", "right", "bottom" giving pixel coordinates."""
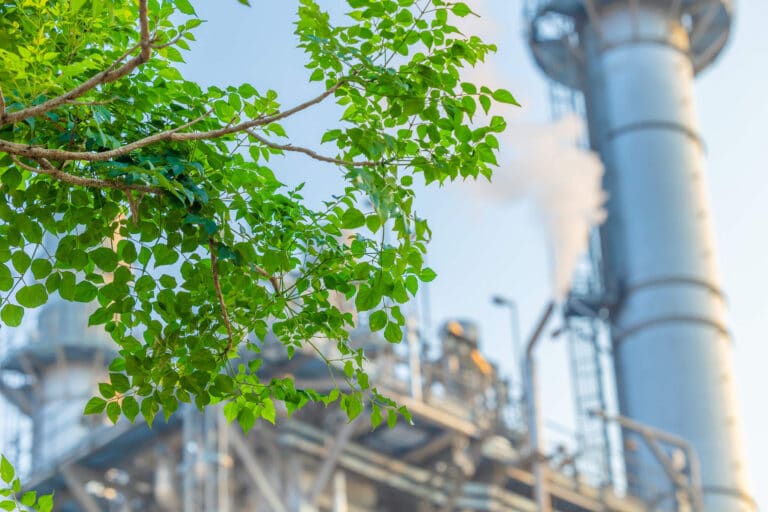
[
  {"left": 251, "top": 263, "right": 281, "bottom": 294},
  {"left": 246, "top": 129, "right": 383, "bottom": 167},
  {"left": 209, "top": 239, "right": 235, "bottom": 355},
  {"left": 0, "top": 108, "right": 213, "bottom": 162},
  {"left": 10, "top": 156, "right": 161, "bottom": 194},
  {"left": 0, "top": 81, "right": 345, "bottom": 163},
  {"left": 0, "top": 0, "right": 152, "bottom": 127}
]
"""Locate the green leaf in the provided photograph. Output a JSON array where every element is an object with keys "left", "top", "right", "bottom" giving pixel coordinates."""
[
  {"left": 369, "top": 310, "right": 387, "bottom": 331},
  {"left": 0, "top": 456, "right": 13, "bottom": 484},
  {"left": 419, "top": 268, "right": 437, "bottom": 282},
  {"left": 106, "top": 401, "right": 121, "bottom": 424},
  {"left": 59, "top": 271, "right": 76, "bottom": 300},
  {"left": 117, "top": 240, "right": 137, "bottom": 264},
  {"left": 84, "top": 397, "right": 107, "bottom": 415},
  {"left": 122, "top": 396, "right": 140, "bottom": 422},
  {"left": 223, "top": 401, "right": 239, "bottom": 423},
  {"left": 309, "top": 68, "right": 324, "bottom": 82},
  {"left": 0, "top": 500, "right": 15, "bottom": 511},
  {"left": 90, "top": 247, "right": 118, "bottom": 272},
  {"left": 343, "top": 360, "right": 354, "bottom": 378},
  {"left": 16, "top": 284, "right": 47, "bottom": 308},
  {"left": 452, "top": 2, "right": 472, "bottom": 17},
  {"left": 73, "top": 281, "right": 98, "bottom": 302},
  {"left": 30, "top": 259, "right": 52, "bottom": 280},
  {"left": 237, "top": 406, "right": 256, "bottom": 433},
  {"left": 405, "top": 275, "right": 419, "bottom": 295},
  {"left": 11, "top": 251, "right": 30, "bottom": 274},
  {"left": 341, "top": 394, "right": 363, "bottom": 420},
  {"left": 384, "top": 322, "right": 403, "bottom": 343},
  {"left": 99, "top": 383, "right": 115, "bottom": 398},
  {"left": 153, "top": 245, "right": 179, "bottom": 266},
  {"left": 1, "top": 305, "right": 23, "bottom": 327},
  {"left": 370, "top": 404, "right": 383, "bottom": 429},
  {"left": 20, "top": 491, "right": 36, "bottom": 507},
  {"left": 110, "top": 373, "right": 131, "bottom": 393},
  {"left": 141, "top": 396, "right": 159, "bottom": 427},
  {"left": 0, "top": 265, "right": 12, "bottom": 291},
  {"left": 37, "top": 494, "right": 54, "bottom": 512},
  {"left": 398, "top": 405, "right": 413, "bottom": 425},
  {"left": 261, "top": 398, "right": 276, "bottom": 424},
  {"left": 387, "top": 409, "right": 398, "bottom": 429},
  {"left": 341, "top": 208, "right": 365, "bottom": 229},
  {"left": 492, "top": 88, "right": 520, "bottom": 106},
  {"left": 479, "top": 94, "right": 491, "bottom": 114}
]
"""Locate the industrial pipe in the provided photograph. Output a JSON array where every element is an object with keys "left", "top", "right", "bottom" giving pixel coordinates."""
[{"left": 523, "top": 301, "right": 555, "bottom": 512}]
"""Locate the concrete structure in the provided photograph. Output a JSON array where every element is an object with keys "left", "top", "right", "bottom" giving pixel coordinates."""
[{"left": 526, "top": 0, "right": 754, "bottom": 510}]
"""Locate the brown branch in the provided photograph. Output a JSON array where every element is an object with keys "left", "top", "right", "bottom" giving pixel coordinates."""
[
  {"left": 0, "top": 85, "right": 5, "bottom": 122},
  {"left": 125, "top": 190, "right": 143, "bottom": 226},
  {"left": 246, "top": 129, "right": 382, "bottom": 167},
  {"left": 1, "top": 0, "right": 152, "bottom": 127},
  {"left": 138, "top": 0, "right": 150, "bottom": 61},
  {"left": 65, "top": 98, "right": 118, "bottom": 106},
  {"left": 0, "top": 82, "right": 345, "bottom": 162},
  {"left": 10, "top": 156, "right": 161, "bottom": 194},
  {"left": 209, "top": 239, "right": 235, "bottom": 355},
  {"left": 0, "top": 108, "right": 214, "bottom": 162},
  {"left": 252, "top": 264, "right": 281, "bottom": 293}
]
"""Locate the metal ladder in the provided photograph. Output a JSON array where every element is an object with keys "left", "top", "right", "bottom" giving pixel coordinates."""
[{"left": 545, "top": 81, "right": 616, "bottom": 492}]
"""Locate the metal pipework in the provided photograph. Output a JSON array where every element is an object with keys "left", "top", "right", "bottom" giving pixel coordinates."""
[
  {"left": 525, "top": 1, "right": 753, "bottom": 510},
  {"left": 523, "top": 301, "right": 555, "bottom": 512},
  {"left": 491, "top": 295, "right": 523, "bottom": 388},
  {"left": 591, "top": 410, "right": 704, "bottom": 511}
]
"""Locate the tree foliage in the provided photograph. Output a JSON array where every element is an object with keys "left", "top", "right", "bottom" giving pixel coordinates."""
[
  {"left": 0, "top": 455, "right": 53, "bottom": 511},
  {"left": 0, "top": 0, "right": 516, "bottom": 433}
]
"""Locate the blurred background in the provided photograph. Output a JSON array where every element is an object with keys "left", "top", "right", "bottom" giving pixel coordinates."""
[{"left": 0, "top": 0, "right": 765, "bottom": 510}]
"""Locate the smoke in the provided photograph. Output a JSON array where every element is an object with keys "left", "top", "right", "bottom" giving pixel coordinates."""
[
  {"left": 449, "top": 1, "right": 607, "bottom": 300},
  {"left": 467, "top": 115, "right": 607, "bottom": 299}
]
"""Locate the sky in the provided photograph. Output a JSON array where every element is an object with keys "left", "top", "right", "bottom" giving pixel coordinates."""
[{"left": 182, "top": 0, "right": 768, "bottom": 507}]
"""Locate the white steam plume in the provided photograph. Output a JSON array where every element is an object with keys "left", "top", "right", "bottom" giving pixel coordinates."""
[
  {"left": 467, "top": 115, "right": 607, "bottom": 299},
  {"left": 452, "top": 2, "right": 607, "bottom": 299}
]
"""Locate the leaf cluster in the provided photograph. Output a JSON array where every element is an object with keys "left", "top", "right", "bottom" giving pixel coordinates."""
[
  {"left": 0, "top": 456, "right": 53, "bottom": 512},
  {"left": 0, "top": 0, "right": 517, "bottom": 432}
]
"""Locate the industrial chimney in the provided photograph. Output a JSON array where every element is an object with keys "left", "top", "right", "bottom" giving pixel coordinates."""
[{"left": 526, "top": 1, "right": 754, "bottom": 510}]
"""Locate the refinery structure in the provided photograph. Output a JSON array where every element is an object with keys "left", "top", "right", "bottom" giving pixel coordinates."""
[{"left": 0, "top": 0, "right": 757, "bottom": 511}]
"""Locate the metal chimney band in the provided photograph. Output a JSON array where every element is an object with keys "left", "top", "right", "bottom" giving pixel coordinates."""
[
  {"left": 595, "top": 37, "right": 692, "bottom": 58},
  {"left": 621, "top": 275, "right": 726, "bottom": 303},
  {"left": 606, "top": 120, "right": 705, "bottom": 150},
  {"left": 613, "top": 314, "right": 731, "bottom": 343}
]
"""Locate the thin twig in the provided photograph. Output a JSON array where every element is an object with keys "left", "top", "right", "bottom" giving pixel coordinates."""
[
  {"left": 251, "top": 264, "right": 281, "bottom": 293},
  {"left": 152, "top": 31, "right": 186, "bottom": 50},
  {"left": 246, "top": 129, "right": 383, "bottom": 167},
  {"left": 11, "top": 156, "right": 161, "bottom": 194},
  {"left": 209, "top": 239, "right": 236, "bottom": 356}
]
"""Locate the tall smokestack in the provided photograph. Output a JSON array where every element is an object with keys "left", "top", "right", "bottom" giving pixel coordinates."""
[{"left": 526, "top": 1, "right": 753, "bottom": 510}]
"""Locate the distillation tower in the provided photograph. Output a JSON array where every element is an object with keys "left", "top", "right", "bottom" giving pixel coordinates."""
[{"left": 527, "top": 0, "right": 753, "bottom": 510}]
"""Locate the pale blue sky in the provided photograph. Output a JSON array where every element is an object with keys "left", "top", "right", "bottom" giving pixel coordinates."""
[{"left": 185, "top": 1, "right": 767, "bottom": 506}]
